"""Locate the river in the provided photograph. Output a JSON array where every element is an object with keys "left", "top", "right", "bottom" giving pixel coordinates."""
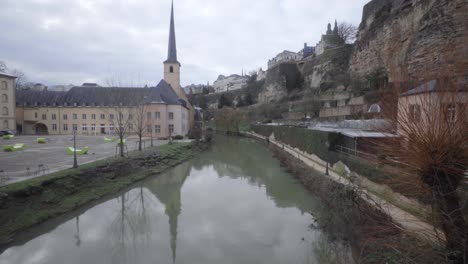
[{"left": 0, "top": 137, "right": 349, "bottom": 264}]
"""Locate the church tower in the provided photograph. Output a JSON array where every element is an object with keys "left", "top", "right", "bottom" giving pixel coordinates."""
[{"left": 164, "top": 0, "right": 184, "bottom": 99}]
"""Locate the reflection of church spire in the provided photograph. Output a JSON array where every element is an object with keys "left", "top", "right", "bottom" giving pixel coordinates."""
[
  {"left": 166, "top": 191, "right": 181, "bottom": 264},
  {"left": 146, "top": 161, "right": 192, "bottom": 264}
]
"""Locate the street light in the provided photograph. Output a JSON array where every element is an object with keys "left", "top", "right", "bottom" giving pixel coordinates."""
[{"left": 72, "top": 129, "right": 78, "bottom": 168}]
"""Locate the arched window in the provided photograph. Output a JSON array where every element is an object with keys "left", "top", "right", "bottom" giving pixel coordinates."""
[
  {"left": 1, "top": 81, "right": 7, "bottom": 90},
  {"left": 1, "top": 94, "right": 7, "bottom": 103},
  {"left": 3, "top": 120, "right": 8, "bottom": 129},
  {"left": 2, "top": 107, "right": 8, "bottom": 116},
  {"left": 170, "top": 66, "right": 174, "bottom": 73}
]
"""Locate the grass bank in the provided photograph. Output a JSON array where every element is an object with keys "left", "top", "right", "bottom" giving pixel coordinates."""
[
  {"left": 0, "top": 142, "right": 207, "bottom": 244},
  {"left": 267, "top": 143, "right": 447, "bottom": 264}
]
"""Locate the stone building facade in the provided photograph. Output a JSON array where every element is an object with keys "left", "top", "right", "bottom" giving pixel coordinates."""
[{"left": 0, "top": 73, "right": 16, "bottom": 131}]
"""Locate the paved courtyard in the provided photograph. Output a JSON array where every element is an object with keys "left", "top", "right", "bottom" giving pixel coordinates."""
[{"left": 0, "top": 135, "right": 167, "bottom": 186}]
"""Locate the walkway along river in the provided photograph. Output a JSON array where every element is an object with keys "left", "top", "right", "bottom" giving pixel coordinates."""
[{"left": 0, "top": 137, "right": 351, "bottom": 264}]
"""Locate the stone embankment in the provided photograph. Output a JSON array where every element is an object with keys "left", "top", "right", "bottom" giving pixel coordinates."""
[{"left": 244, "top": 131, "right": 444, "bottom": 243}]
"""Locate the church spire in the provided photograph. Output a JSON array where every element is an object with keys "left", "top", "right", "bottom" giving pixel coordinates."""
[
  {"left": 333, "top": 20, "right": 339, "bottom": 35},
  {"left": 166, "top": 0, "right": 178, "bottom": 63}
]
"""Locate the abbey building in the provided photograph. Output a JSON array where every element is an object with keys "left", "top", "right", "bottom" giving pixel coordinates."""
[{"left": 15, "top": 1, "right": 193, "bottom": 138}]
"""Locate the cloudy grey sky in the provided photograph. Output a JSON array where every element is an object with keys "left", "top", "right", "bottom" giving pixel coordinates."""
[{"left": 0, "top": 0, "right": 369, "bottom": 87}]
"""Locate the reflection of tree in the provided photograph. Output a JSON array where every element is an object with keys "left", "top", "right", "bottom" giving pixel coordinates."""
[
  {"left": 197, "top": 136, "right": 318, "bottom": 213},
  {"left": 108, "top": 188, "right": 158, "bottom": 264},
  {"left": 74, "top": 216, "right": 81, "bottom": 247}
]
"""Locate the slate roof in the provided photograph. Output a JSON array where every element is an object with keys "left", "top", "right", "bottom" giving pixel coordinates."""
[
  {"left": 400, "top": 79, "right": 467, "bottom": 97},
  {"left": 400, "top": 80, "right": 437, "bottom": 97},
  {"left": 16, "top": 80, "right": 184, "bottom": 107},
  {"left": 0, "top": 72, "right": 17, "bottom": 79},
  {"left": 146, "top": 80, "right": 183, "bottom": 105}
]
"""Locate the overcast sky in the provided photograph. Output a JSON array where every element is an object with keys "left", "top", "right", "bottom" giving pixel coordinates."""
[{"left": 0, "top": 0, "right": 369, "bottom": 87}]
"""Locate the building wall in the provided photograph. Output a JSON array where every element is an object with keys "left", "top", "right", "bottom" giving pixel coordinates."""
[
  {"left": 19, "top": 106, "right": 130, "bottom": 135},
  {"left": 0, "top": 76, "right": 16, "bottom": 131},
  {"left": 397, "top": 92, "right": 468, "bottom": 136},
  {"left": 144, "top": 104, "right": 187, "bottom": 138}
]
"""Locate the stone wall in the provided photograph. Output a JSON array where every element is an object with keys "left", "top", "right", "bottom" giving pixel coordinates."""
[{"left": 350, "top": 0, "right": 468, "bottom": 85}]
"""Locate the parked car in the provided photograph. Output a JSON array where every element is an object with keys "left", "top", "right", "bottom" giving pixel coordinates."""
[{"left": 0, "top": 130, "right": 14, "bottom": 136}]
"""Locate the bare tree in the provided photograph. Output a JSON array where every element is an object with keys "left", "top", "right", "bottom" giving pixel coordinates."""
[
  {"left": 378, "top": 77, "right": 468, "bottom": 262},
  {"left": 338, "top": 22, "right": 358, "bottom": 44},
  {"left": 214, "top": 107, "right": 247, "bottom": 135},
  {"left": 9, "top": 69, "right": 27, "bottom": 89},
  {"left": 133, "top": 100, "right": 147, "bottom": 151}
]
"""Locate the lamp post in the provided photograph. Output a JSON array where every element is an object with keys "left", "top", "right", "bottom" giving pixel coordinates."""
[{"left": 72, "top": 130, "right": 78, "bottom": 169}]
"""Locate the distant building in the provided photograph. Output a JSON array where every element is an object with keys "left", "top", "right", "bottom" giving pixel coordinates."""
[
  {"left": 0, "top": 73, "right": 17, "bottom": 131},
  {"left": 298, "top": 43, "right": 315, "bottom": 59},
  {"left": 213, "top": 74, "right": 249, "bottom": 93},
  {"left": 15, "top": 1, "right": 192, "bottom": 138},
  {"left": 315, "top": 21, "right": 345, "bottom": 56},
  {"left": 268, "top": 50, "right": 302, "bottom": 69},
  {"left": 256, "top": 68, "right": 266, "bottom": 81}
]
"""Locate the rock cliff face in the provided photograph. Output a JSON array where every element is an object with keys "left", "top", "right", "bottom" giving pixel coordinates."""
[
  {"left": 350, "top": 0, "right": 468, "bottom": 84},
  {"left": 258, "top": 63, "right": 302, "bottom": 103}
]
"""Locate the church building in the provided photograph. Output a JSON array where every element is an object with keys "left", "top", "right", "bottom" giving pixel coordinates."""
[{"left": 15, "top": 1, "right": 193, "bottom": 138}]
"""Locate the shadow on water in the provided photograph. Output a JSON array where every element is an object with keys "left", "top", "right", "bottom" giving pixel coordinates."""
[{"left": 0, "top": 136, "right": 350, "bottom": 264}]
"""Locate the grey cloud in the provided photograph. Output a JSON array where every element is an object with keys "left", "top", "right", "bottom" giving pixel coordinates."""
[{"left": 0, "top": 0, "right": 369, "bottom": 86}]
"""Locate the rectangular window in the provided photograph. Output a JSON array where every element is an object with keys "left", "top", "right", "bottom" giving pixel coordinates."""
[
  {"left": 109, "top": 125, "right": 114, "bottom": 132},
  {"left": 129, "top": 123, "right": 133, "bottom": 130},
  {"left": 155, "top": 125, "right": 161, "bottom": 134},
  {"left": 34, "top": 112, "right": 38, "bottom": 118},
  {"left": 409, "top": 104, "right": 421, "bottom": 122},
  {"left": 52, "top": 124, "right": 57, "bottom": 131},
  {"left": 42, "top": 114, "right": 46, "bottom": 120},
  {"left": 91, "top": 124, "right": 96, "bottom": 131},
  {"left": 82, "top": 124, "right": 87, "bottom": 131},
  {"left": 445, "top": 104, "right": 457, "bottom": 123},
  {"left": 169, "top": 112, "right": 174, "bottom": 120},
  {"left": 63, "top": 124, "right": 68, "bottom": 131},
  {"left": 129, "top": 114, "right": 133, "bottom": 120},
  {"left": 155, "top": 112, "right": 160, "bottom": 120},
  {"left": 109, "top": 114, "right": 114, "bottom": 120},
  {"left": 147, "top": 125, "right": 152, "bottom": 133},
  {"left": 92, "top": 114, "right": 96, "bottom": 120},
  {"left": 72, "top": 124, "right": 78, "bottom": 131},
  {"left": 100, "top": 113, "right": 105, "bottom": 119},
  {"left": 82, "top": 114, "right": 87, "bottom": 120},
  {"left": 52, "top": 114, "right": 57, "bottom": 120},
  {"left": 147, "top": 112, "right": 152, "bottom": 120},
  {"left": 63, "top": 114, "right": 68, "bottom": 120},
  {"left": 169, "top": 124, "right": 174, "bottom": 134},
  {"left": 73, "top": 113, "right": 77, "bottom": 120}
]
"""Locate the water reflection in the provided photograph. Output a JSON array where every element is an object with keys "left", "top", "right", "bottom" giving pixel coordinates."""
[{"left": 0, "top": 137, "right": 337, "bottom": 264}]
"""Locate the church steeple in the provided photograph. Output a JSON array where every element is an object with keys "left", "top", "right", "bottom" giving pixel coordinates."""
[{"left": 165, "top": 0, "right": 178, "bottom": 63}]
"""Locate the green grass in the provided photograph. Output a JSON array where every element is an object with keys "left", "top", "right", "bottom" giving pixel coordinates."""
[{"left": 0, "top": 142, "right": 202, "bottom": 243}]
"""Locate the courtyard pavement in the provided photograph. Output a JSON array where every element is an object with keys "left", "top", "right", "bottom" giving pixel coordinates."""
[{"left": 0, "top": 135, "right": 167, "bottom": 186}]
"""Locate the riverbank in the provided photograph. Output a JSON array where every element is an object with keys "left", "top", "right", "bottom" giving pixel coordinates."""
[
  {"left": 0, "top": 142, "right": 208, "bottom": 244},
  {"left": 242, "top": 131, "right": 446, "bottom": 263}
]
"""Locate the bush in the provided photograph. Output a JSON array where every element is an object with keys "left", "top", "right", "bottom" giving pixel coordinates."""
[
  {"left": 174, "top": 135, "right": 184, "bottom": 140},
  {"left": 3, "top": 145, "right": 13, "bottom": 152}
]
